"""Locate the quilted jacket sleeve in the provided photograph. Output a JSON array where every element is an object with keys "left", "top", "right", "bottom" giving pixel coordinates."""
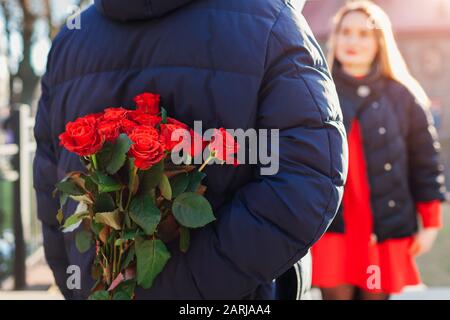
[{"left": 406, "top": 93, "right": 447, "bottom": 202}]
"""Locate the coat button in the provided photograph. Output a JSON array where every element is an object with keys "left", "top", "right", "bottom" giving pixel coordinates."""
[
  {"left": 433, "top": 142, "right": 441, "bottom": 150},
  {"left": 357, "top": 85, "right": 371, "bottom": 97},
  {"left": 378, "top": 127, "right": 386, "bottom": 135},
  {"left": 372, "top": 101, "right": 380, "bottom": 109},
  {"left": 370, "top": 233, "right": 378, "bottom": 244},
  {"left": 384, "top": 163, "right": 392, "bottom": 171},
  {"left": 388, "top": 200, "right": 396, "bottom": 208}
]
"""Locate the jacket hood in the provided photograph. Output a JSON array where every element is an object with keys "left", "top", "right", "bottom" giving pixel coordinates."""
[{"left": 94, "top": 0, "right": 195, "bottom": 21}]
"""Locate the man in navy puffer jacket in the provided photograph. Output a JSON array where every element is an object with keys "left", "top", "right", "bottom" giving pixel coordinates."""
[{"left": 33, "top": 0, "right": 347, "bottom": 299}]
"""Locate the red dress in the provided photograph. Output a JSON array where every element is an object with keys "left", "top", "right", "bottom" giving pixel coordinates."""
[{"left": 311, "top": 120, "right": 442, "bottom": 294}]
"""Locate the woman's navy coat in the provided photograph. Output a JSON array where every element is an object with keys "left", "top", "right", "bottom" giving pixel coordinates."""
[
  {"left": 33, "top": 0, "right": 347, "bottom": 299},
  {"left": 328, "top": 65, "right": 447, "bottom": 242}
]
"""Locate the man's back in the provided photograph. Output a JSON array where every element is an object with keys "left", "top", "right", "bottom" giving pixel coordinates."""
[{"left": 34, "top": 0, "right": 346, "bottom": 299}]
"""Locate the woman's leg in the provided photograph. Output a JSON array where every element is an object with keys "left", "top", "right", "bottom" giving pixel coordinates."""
[
  {"left": 320, "top": 285, "right": 356, "bottom": 300},
  {"left": 357, "top": 288, "right": 390, "bottom": 300}
]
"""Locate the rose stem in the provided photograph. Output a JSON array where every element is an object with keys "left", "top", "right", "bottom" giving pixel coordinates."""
[
  {"left": 91, "top": 154, "right": 99, "bottom": 171},
  {"left": 125, "top": 166, "right": 138, "bottom": 210},
  {"left": 117, "top": 245, "right": 123, "bottom": 277},
  {"left": 113, "top": 239, "right": 117, "bottom": 280},
  {"left": 198, "top": 154, "right": 214, "bottom": 172}
]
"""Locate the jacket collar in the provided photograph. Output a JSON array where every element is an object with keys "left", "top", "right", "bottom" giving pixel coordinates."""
[
  {"left": 94, "top": 0, "right": 195, "bottom": 21},
  {"left": 332, "top": 62, "right": 382, "bottom": 88},
  {"left": 333, "top": 63, "right": 386, "bottom": 131}
]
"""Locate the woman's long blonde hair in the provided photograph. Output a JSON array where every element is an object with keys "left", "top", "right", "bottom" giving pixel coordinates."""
[{"left": 328, "top": 0, "right": 430, "bottom": 106}]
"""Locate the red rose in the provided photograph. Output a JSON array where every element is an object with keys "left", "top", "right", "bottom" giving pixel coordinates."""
[
  {"left": 133, "top": 93, "right": 160, "bottom": 115},
  {"left": 132, "top": 125, "right": 160, "bottom": 141},
  {"left": 160, "top": 123, "right": 188, "bottom": 151},
  {"left": 166, "top": 117, "right": 189, "bottom": 129},
  {"left": 120, "top": 119, "right": 138, "bottom": 135},
  {"left": 103, "top": 107, "right": 128, "bottom": 121},
  {"left": 86, "top": 112, "right": 104, "bottom": 120},
  {"left": 168, "top": 128, "right": 207, "bottom": 158},
  {"left": 77, "top": 112, "right": 103, "bottom": 124},
  {"left": 98, "top": 120, "right": 121, "bottom": 142},
  {"left": 162, "top": 117, "right": 205, "bottom": 157},
  {"left": 127, "top": 110, "right": 162, "bottom": 127},
  {"left": 209, "top": 128, "right": 239, "bottom": 163},
  {"left": 59, "top": 115, "right": 104, "bottom": 156},
  {"left": 128, "top": 125, "right": 166, "bottom": 170},
  {"left": 188, "top": 129, "right": 208, "bottom": 158}
]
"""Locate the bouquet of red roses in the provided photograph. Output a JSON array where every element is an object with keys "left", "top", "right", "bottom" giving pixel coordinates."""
[{"left": 55, "top": 93, "right": 239, "bottom": 300}]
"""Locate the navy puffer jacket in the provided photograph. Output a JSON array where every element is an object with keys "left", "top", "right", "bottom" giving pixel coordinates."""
[{"left": 33, "top": 0, "right": 347, "bottom": 299}]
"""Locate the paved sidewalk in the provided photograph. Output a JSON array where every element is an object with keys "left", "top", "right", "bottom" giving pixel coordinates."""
[
  {"left": 391, "top": 286, "right": 450, "bottom": 300},
  {"left": 0, "top": 290, "right": 63, "bottom": 300},
  {"left": 311, "top": 286, "right": 450, "bottom": 300},
  {"left": 0, "top": 247, "right": 64, "bottom": 300}
]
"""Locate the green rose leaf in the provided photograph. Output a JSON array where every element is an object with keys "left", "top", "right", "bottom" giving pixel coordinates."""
[
  {"left": 179, "top": 226, "right": 190, "bottom": 253},
  {"left": 114, "top": 238, "right": 125, "bottom": 246},
  {"left": 170, "top": 173, "right": 190, "bottom": 198},
  {"left": 56, "top": 209, "right": 64, "bottom": 225},
  {"left": 121, "top": 244, "right": 135, "bottom": 270},
  {"left": 62, "top": 220, "right": 82, "bottom": 233},
  {"left": 161, "top": 107, "right": 168, "bottom": 124},
  {"left": 107, "top": 134, "right": 132, "bottom": 175},
  {"left": 91, "top": 172, "right": 121, "bottom": 193},
  {"left": 88, "top": 290, "right": 110, "bottom": 300},
  {"left": 172, "top": 192, "right": 215, "bottom": 228},
  {"left": 69, "top": 194, "right": 94, "bottom": 205},
  {"left": 56, "top": 179, "right": 84, "bottom": 196},
  {"left": 94, "top": 209, "right": 122, "bottom": 230},
  {"left": 112, "top": 280, "right": 136, "bottom": 300},
  {"left": 75, "top": 230, "right": 93, "bottom": 253},
  {"left": 159, "top": 174, "right": 172, "bottom": 200},
  {"left": 96, "top": 142, "right": 114, "bottom": 170},
  {"left": 91, "top": 220, "right": 103, "bottom": 235},
  {"left": 127, "top": 158, "right": 137, "bottom": 192},
  {"left": 135, "top": 238, "right": 171, "bottom": 289},
  {"left": 91, "top": 264, "right": 102, "bottom": 281},
  {"left": 186, "top": 171, "right": 206, "bottom": 193},
  {"left": 139, "top": 161, "right": 164, "bottom": 193},
  {"left": 62, "top": 211, "right": 90, "bottom": 230},
  {"left": 124, "top": 211, "right": 132, "bottom": 229},
  {"left": 83, "top": 176, "right": 98, "bottom": 195},
  {"left": 121, "top": 230, "right": 145, "bottom": 241},
  {"left": 114, "top": 230, "right": 144, "bottom": 246},
  {"left": 129, "top": 172, "right": 140, "bottom": 196},
  {"left": 129, "top": 195, "right": 161, "bottom": 235},
  {"left": 94, "top": 193, "right": 116, "bottom": 213},
  {"left": 59, "top": 193, "right": 69, "bottom": 208}
]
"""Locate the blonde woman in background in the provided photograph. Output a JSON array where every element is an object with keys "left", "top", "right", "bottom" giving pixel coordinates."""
[{"left": 311, "top": 0, "right": 447, "bottom": 300}]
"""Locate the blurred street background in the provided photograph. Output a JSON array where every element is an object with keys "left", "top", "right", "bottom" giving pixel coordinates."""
[
  {"left": 0, "top": 0, "right": 449, "bottom": 299},
  {"left": 0, "top": 0, "right": 91, "bottom": 299},
  {"left": 303, "top": 0, "right": 450, "bottom": 299}
]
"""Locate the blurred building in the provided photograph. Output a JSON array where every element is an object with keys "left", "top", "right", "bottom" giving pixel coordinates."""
[
  {"left": 304, "top": 0, "right": 450, "bottom": 189},
  {"left": 0, "top": 55, "right": 9, "bottom": 114}
]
